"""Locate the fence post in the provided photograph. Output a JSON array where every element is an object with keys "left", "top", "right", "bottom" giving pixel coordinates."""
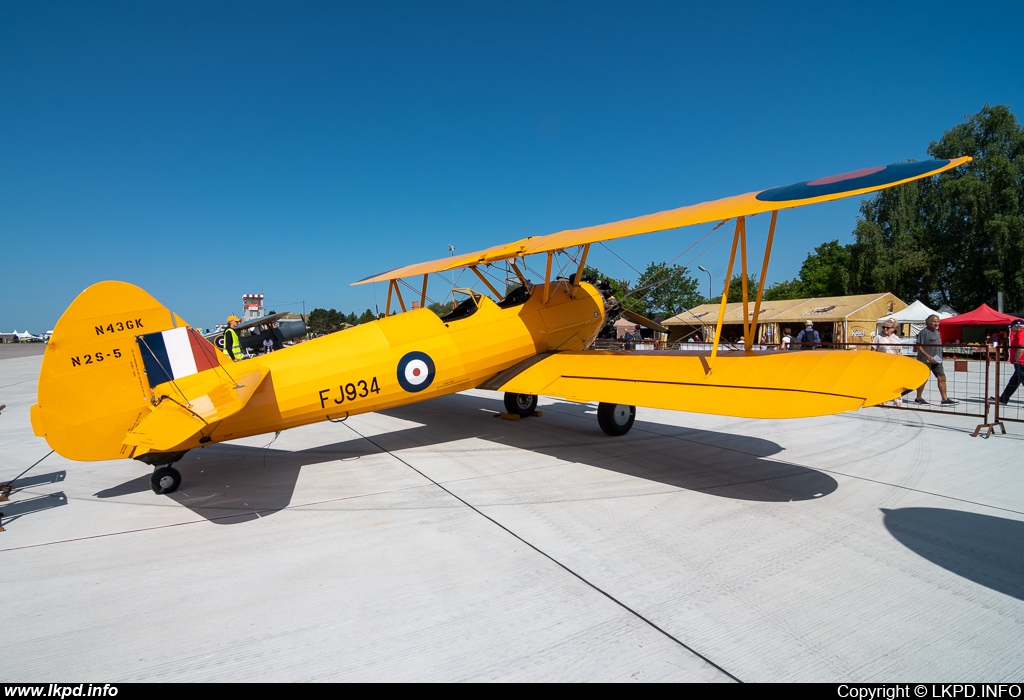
[{"left": 974, "top": 344, "right": 1006, "bottom": 437}]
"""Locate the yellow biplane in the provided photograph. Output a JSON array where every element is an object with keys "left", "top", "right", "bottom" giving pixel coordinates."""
[{"left": 31, "top": 157, "right": 969, "bottom": 494}]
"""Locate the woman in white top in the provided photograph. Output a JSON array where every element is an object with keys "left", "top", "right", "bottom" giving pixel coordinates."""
[
  {"left": 872, "top": 320, "right": 902, "bottom": 354},
  {"left": 872, "top": 320, "right": 903, "bottom": 406}
]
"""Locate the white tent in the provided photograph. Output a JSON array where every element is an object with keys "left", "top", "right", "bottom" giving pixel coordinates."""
[
  {"left": 877, "top": 300, "right": 955, "bottom": 337},
  {"left": 613, "top": 318, "right": 638, "bottom": 339}
]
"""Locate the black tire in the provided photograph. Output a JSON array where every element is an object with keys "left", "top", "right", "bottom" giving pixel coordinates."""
[
  {"left": 151, "top": 466, "right": 182, "bottom": 495},
  {"left": 597, "top": 403, "right": 635, "bottom": 436},
  {"left": 503, "top": 392, "right": 538, "bottom": 417}
]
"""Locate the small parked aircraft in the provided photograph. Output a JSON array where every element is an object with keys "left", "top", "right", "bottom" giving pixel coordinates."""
[
  {"left": 32, "top": 157, "right": 968, "bottom": 494},
  {"left": 203, "top": 312, "right": 308, "bottom": 356}
]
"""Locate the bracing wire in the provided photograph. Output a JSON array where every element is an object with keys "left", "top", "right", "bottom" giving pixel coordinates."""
[
  {"left": 1, "top": 450, "right": 54, "bottom": 490},
  {"left": 191, "top": 328, "right": 243, "bottom": 388},
  {"left": 616, "top": 219, "right": 731, "bottom": 304},
  {"left": 598, "top": 242, "right": 645, "bottom": 279},
  {"left": 137, "top": 336, "right": 196, "bottom": 405}
]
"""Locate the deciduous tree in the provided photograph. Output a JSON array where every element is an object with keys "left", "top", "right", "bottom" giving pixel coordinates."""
[
  {"left": 631, "top": 262, "right": 703, "bottom": 317},
  {"left": 306, "top": 308, "right": 345, "bottom": 335},
  {"left": 922, "top": 104, "right": 1024, "bottom": 310}
]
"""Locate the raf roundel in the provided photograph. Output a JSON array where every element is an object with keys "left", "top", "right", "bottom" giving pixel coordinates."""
[{"left": 397, "top": 351, "right": 436, "bottom": 393}]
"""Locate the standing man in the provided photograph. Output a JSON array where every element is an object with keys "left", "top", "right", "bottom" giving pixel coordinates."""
[
  {"left": 913, "top": 314, "right": 958, "bottom": 406},
  {"left": 995, "top": 319, "right": 1024, "bottom": 405},
  {"left": 795, "top": 321, "right": 820, "bottom": 350},
  {"left": 223, "top": 315, "right": 244, "bottom": 361}
]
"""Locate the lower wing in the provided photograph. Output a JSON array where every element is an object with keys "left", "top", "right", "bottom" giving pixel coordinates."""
[{"left": 494, "top": 350, "right": 927, "bottom": 419}]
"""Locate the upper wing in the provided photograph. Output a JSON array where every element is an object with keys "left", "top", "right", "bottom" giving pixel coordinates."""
[
  {"left": 353, "top": 158, "right": 970, "bottom": 285},
  {"left": 494, "top": 350, "right": 929, "bottom": 419}
]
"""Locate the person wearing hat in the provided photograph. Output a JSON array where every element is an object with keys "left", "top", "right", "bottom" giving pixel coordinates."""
[
  {"left": 994, "top": 319, "right": 1024, "bottom": 406},
  {"left": 223, "top": 315, "right": 243, "bottom": 361},
  {"left": 795, "top": 320, "right": 820, "bottom": 350}
]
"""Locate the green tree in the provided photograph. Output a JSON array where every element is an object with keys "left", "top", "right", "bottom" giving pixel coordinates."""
[
  {"left": 848, "top": 105, "right": 1024, "bottom": 310},
  {"left": 426, "top": 301, "right": 450, "bottom": 316},
  {"left": 582, "top": 265, "right": 646, "bottom": 314},
  {"left": 797, "top": 240, "right": 852, "bottom": 297},
  {"left": 922, "top": 104, "right": 1024, "bottom": 310},
  {"left": 762, "top": 278, "right": 805, "bottom": 301},
  {"left": 848, "top": 181, "right": 931, "bottom": 301},
  {"left": 710, "top": 274, "right": 760, "bottom": 303},
  {"left": 306, "top": 308, "right": 345, "bottom": 335},
  {"left": 631, "top": 262, "right": 703, "bottom": 317},
  {"left": 346, "top": 312, "right": 358, "bottom": 325},
  {"left": 358, "top": 309, "right": 377, "bottom": 324}
]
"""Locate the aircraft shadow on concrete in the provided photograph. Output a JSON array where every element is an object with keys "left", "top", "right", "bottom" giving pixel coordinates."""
[
  {"left": 93, "top": 392, "right": 836, "bottom": 525},
  {"left": 882, "top": 507, "right": 1024, "bottom": 601},
  {"left": 378, "top": 393, "right": 837, "bottom": 504},
  {"left": 94, "top": 439, "right": 383, "bottom": 525}
]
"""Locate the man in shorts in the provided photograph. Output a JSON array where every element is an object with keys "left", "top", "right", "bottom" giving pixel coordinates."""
[{"left": 914, "top": 314, "right": 958, "bottom": 406}]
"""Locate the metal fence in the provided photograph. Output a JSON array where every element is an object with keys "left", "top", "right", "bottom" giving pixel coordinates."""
[{"left": 589, "top": 338, "right": 1022, "bottom": 429}]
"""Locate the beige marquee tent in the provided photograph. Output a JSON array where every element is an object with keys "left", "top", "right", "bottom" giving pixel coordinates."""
[{"left": 663, "top": 293, "right": 907, "bottom": 349}]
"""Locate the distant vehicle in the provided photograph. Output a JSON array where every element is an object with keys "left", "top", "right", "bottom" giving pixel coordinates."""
[
  {"left": 13, "top": 330, "right": 44, "bottom": 342},
  {"left": 203, "top": 312, "right": 307, "bottom": 355}
]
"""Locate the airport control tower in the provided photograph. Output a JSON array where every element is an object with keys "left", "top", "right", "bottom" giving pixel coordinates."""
[{"left": 242, "top": 293, "right": 264, "bottom": 322}]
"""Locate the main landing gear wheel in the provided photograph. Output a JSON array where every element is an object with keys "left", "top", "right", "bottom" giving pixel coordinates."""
[
  {"left": 503, "top": 392, "right": 539, "bottom": 417},
  {"left": 597, "top": 403, "right": 635, "bottom": 436},
  {"left": 151, "top": 466, "right": 182, "bottom": 495}
]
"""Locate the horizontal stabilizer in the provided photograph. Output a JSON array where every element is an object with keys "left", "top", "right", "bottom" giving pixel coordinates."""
[
  {"left": 498, "top": 350, "right": 929, "bottom": 419},
  {"left": 124, "top": 367, "right": 269, "bottom": 454}
]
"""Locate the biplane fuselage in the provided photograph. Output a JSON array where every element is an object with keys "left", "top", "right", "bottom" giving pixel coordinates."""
[
  {"left": 31, "top": 279, "right": 604, "bottom": 464},
  {"left": 195, "top": 280, "right": 604, "bottom": 445}
]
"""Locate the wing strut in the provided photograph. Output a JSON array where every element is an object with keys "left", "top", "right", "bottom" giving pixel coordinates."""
[
  {"left": 543, "top": 252, "right": 554, "bottom": 303},
  {"left": 740, "top": 217, "right": 750, "bottom": 345},
  {"left": 385, "top": 279, "right": 407, "bottom": 315},
  {"left": 509, "top": 261, "right": 528, "bottom": 287},
  {"left": 574, "top": 244, "right": 591, "bottom": 290},
  {"left": 470, "top": 266, "right": 503, "bottom": 299},
  {"left": 748, "top": 211, "right": 778, "bottom": 348},
  {"left": 708, "top": 217, "right": 743, "bottom": 371},
  {"left": 708, "top": 212, "right": 780, "bottom": 370}
]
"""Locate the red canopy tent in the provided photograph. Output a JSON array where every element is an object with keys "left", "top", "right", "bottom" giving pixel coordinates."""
[{"left": 938, "top": 303, "right": 1019, "bottom": 342}]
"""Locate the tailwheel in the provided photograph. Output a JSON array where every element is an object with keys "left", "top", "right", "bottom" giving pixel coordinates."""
[
  {"left": 151, "top": 466, "right": 182, "bottom": 495},
  {"left": 597, "top": 403, "right": 635, "bottom": 436},
  {"left": 503, "top": 392, "right": 539, "bottom": 417}
]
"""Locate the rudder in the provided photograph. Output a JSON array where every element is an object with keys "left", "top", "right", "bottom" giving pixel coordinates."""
[{"left": 32, "top": 281, "right": 199, "bottom": 461}]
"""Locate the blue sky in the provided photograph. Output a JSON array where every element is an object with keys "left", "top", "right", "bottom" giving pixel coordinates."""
[{"left": 2, "top": 1, "right": 1022, "bottom": 331}]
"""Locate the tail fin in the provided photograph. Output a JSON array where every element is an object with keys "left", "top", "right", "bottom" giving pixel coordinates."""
[{"left": 31, "top": 281, "right": 227, "bottom": 461}]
